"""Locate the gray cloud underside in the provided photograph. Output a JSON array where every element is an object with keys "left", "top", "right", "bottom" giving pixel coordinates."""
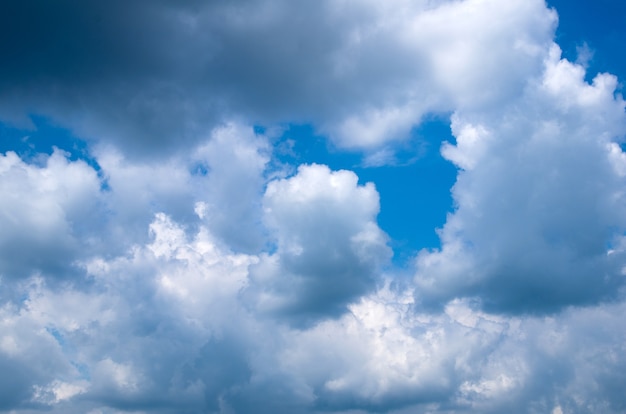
[{"left": 0, "top": 0, "right": 555, "bottom": 155}]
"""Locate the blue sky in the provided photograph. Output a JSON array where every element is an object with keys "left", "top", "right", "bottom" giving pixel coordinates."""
[{"left": 1, "top": 1, "right": 626, "bottom": 413}]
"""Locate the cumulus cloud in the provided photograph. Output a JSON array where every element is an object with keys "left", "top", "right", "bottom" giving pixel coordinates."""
[
  {"left": 92, "top": 122, "right": 271, "bottom": 254},
  {"left": 2, "top": 0, "right": 626, "bottom": 413},
  {"left": 0, "top": 123, "right": 393, "bottom": 411},
  {"left": 246, "top": 163, "right": 391, "bottom": 325},
  {"left": 414, "top": 45, "right": 626, "bottom": 313},
  {"left": 5, "top": 249, "right": 626, "bottom": 413},
  {"left": 0, "top": 150, "right": 102, "bottom": 281}
]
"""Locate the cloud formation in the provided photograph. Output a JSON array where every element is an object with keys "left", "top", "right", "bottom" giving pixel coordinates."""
[
  {"left": 1, "top": 0, "right": 626, "bottom": 413},
  {"left": 0, "top": 150, "right": 102, "bottom": 281},
  {"left": 0, "top": 0, "right": 555, "bottom": 154},
  {"left": 415, "top": 45, "right": 626, "bottom": 313},
  {"left": 247, "top": 163, "right": 390, "bottom": 325}
]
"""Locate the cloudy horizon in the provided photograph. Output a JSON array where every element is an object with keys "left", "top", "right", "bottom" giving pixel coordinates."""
[{"left": 1, "top": 0, "right": 626, "bottom": 413}]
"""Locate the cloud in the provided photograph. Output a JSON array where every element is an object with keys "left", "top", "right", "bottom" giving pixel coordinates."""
[
  {"left": 246, "top": 163, "right": 391, "bottom": 325},
  {"left": 192, "top": 123, "right": 271, "bottom": 253},
  {"left": 0, "top": 150, "right": 102, "bottom": 281},
  {"left": 1, "top": 185, "right": 626, "bottom": 412},
  {"left": 91, "top": 122, "right": 272, "bottom": 255},
  {"left": 1, "top": 0, "right": 626, "bottom": 413},
  {"left": 0, "top": 0, "right": 556, "bottom": 156},
  {"left": 415, "top": 45, "right": 626, "bottom": 313},
  {"left": 17, "top": 210, "right": 259, "bottom": 413},
  {"left": 6, "top": 253, "right": 626, "bottom": 413}
]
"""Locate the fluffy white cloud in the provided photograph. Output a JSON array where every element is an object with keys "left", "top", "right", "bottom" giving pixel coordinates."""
[
  {"left": 415, "top": 45, "right": 626, "bottom": 312},
  {"left": 246, "top": 164, "right": 391, "bottom": 325},
  {"left": 2, "top": 0, "right": 626, "bottom": 413},
  {"left": 0, "top": 150, "right": 102, "bottom": 280},
  {"left": 2, "top": 195, "right": 626, "bottom": 413},
  {"left": 322, "top": 0, "right": 556, "bottom": 148},
  {"left": 0, "top": 125, "right": 392, "bottom": 411}
]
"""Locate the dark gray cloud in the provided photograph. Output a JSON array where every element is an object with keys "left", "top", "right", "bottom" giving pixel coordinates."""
[
  {"left": 0, "top": 356, "right": 36, "bottom": 410},
  {"left": 0, "top": 0, "right": 556, "bottom": 157},
  {"left": 0, "top": 0, "right": 219, "bottom": 156}
]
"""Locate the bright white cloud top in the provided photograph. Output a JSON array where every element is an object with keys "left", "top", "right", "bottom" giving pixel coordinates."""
[{"left": 1, "top": 0, "right": 626, "bottom": 413}]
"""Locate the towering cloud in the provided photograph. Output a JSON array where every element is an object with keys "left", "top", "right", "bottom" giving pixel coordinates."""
[{"left": 415, "top": 46, "right": 626, "bottom": 313}]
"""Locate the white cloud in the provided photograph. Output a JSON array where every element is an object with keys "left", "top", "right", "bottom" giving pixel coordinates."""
[
  {"left": 1, "top": 205, "right": 626, "bottom": 413},
  {"left": 416, "top": 45, "right": 626, "bottom": 312},
  {"left": 246, "top": 164, "right": 391, "bottom": 325},
  {"left": 148, "top": 212, "right": 256, "bottom": 327},
  {"left": 192, "top": 123, "right": 270, "bottom": 252},
  {"left": 1, "top": 0, "right": 626, "bottom": 413},
  {"left": 0, "top": 150, "right": 102, "bottom": 280},
  {"left": 93, "top": 146, "right": 196, "bottom": 249}
]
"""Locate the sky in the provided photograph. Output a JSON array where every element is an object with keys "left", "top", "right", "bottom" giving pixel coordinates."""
[{"left": 1, "top": 1, "right": 626, "bottom": 413}]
